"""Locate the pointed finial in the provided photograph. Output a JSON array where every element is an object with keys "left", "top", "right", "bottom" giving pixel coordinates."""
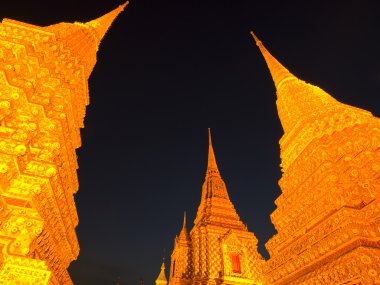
[
  {"left": 250, "top": 31, "right": 296, "bottom": 91},
  {"left": 120, "top": 1, "right": 129, "bottom": 10},
  {"left": 178, "top": 211, "right": 191, "bottom": 241},
  {"left": 182, "top": 211, "right": 187, "bottom": 229},
  {"left": 249, "top": 30, "right": 349, "bottom": 152},
  {"left": 155, "top": 257, "right": 168, "bottom": 285},
  {"left": 250, "top": 31, "right": 261, "bottom": 45},
  {"left": 85, "top": 1, "right": 129, "bottom": 45},
  {"left": 207, "top": 128, "right": 220, "bottom": 177}
]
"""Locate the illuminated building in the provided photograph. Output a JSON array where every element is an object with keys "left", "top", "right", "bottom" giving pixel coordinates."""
[
  {"left": 168, "top": 129, "right": 264, "bottom": 285},
  {"left": 251, "top": 32, "right": 380, "bottom": 284},
  {"left": 0, "top": 2, "right": 127, "bottom": 284},
  {"left": 156, "top": 259, "right": 168, "bottom": 285}
]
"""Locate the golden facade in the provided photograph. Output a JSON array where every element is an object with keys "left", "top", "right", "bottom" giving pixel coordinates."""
[
  {"left": 251, "top": 32, "right": 380, "bottom": 284},
  {"left": 168, "top": 130, "right": 264, "bottom": 285},
  {"left": 0, "top": 3, "right": 127, "bottom": 284}
]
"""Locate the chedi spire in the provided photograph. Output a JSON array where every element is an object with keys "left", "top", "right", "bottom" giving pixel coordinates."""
[
  {"left": 250, "top": 31, "right": 296, "bottom": 90},
  {"left": 155, "top": 259, "right": 168, "bottom": 285},
  {"left": 84, "top": 2, "right": 129, "bottom": 46},
  {"left": 46, "top": 1, "right": 128, "bottom": 78},
  {"left": 194, "top": 129, "right": 245, "bottom": 230},
  {"left": 206, "top": 128, "right": 220, "bottom": 178},
  {"left": 251, "top": 32, "right": 380, "bottom": 285},
  {"left": 0, "top": 3, "right": 126, "bottom": 284},
  {"left": 250, "top": 31, "right": 374, "bottom": 170},
  {"left": 250, "top": 31, "right": 340, "bottom": 134},
  {"left": 178, "top": 212, "right": 190, "bottom": 241}
]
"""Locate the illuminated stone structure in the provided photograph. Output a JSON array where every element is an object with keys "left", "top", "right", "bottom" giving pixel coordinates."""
[
  {"left": 0, "top": 3, "right": 127, "bottom": 284},
  {"left": 169, "top": 129, "right": 264, "bottom": 285},
  {"left": 251, "top": 32, "right": 380, "bottom": 284},
  {"left": 156, "top": 259, "right": 168, "bottom": 285},
  {"left": 170, "top": 212, "right": 192, "bottom": 285}
]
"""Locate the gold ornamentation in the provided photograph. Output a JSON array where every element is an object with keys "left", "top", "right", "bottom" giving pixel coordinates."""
[
  {"left": 0, "top": 255, "right": 51, "bottom": 285},
  {"left": 168, "top": 130, "right": 264, "bottom": 285},
  {"left": 251, "top": 32, "right": 380, "bottom": 285},
  {"left": 0, "top": 3, "right": 127, "bottom": 283}
]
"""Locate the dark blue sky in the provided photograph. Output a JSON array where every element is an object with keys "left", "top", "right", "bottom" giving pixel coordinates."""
[{"left": 2, "top": 0, "right": 380, "bottom": 284}]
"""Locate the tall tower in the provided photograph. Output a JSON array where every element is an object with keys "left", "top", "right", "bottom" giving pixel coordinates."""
[
  {"left": 169, "top": 213, "right": 193, "bottom": 285},
  {"left": 0, "top": 3, "right": 127, "bottom": 284},
  {"left": 251, "top": 32, "right": 380, "bottom": 284},
  {"left": 168, "top": 129, "right": 264, "bottom": 285}
]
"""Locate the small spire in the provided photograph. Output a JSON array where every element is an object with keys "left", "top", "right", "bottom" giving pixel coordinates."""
[
  {"left": 207, "top": 128, "right": 220, "bottom": 177},
  {"left": 155, "top": 258, "right": 168, "bottom": 285},
  {"left": 194, "top": 130, "right": 246, "bottom": 229},
  {"left": 85, "top": 1, "right": 129, "bottom": 45},
  {"left": 178, "top": 211, "right": 190, "bottom": 241},
  {"left": 182, "top": 211, "right": 187, "bottom": 229},
  {"left": 250, "top": 31, "right": 296, "bottom": 91}
]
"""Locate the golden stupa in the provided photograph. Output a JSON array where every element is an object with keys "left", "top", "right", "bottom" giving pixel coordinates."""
[
  {"left": 0, "top": 2, "right": 127, "bottom": 284},
  {"left": 168, "top": 129, "right": 264, "bottom": 285},
  {"left": 156, "top": 258, "right": 168, "bottom": 285},
  {"left": 251, "top": 32, "right": 380, "bottom": 284},
  {"left": 160, "top": 33, "right": 380, "bottom": 285}
]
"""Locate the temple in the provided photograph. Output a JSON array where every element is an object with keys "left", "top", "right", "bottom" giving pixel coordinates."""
[
  {"left": 0, "top": 2, "right": 127, "bottom": 284},
  {"left": 167, "top": 129, "right": 264, "bottom": 285},
  {"left": 251, "top": 32, "right": 380, "bottom": 284}
]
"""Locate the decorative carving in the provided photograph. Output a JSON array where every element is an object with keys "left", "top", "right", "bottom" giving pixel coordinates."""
[
  {"left": 0, "top": 255, "right": 51, "bottom": 285},
  {"left": 168, "top": 130, "right": 264, "bottom": 285},
  {"left": 251, "top": 32, "right": 380, "bottom": 284},
  {"left": 0, "top": 3, "right": 127, "bottom": 284}
]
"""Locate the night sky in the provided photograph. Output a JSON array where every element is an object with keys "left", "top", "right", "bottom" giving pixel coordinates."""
[{"left": 1, "top": 0, "right": 380, "bottom": 284}]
